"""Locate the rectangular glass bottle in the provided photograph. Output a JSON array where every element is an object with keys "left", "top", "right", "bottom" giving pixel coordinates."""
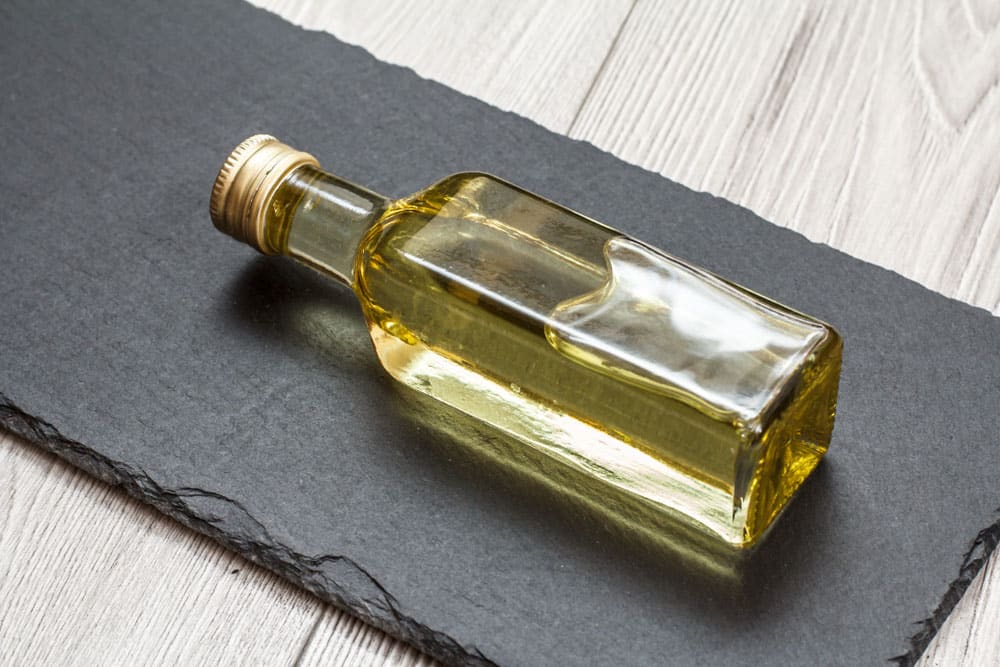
[{"left": 211, "top": 136, "right": 842, "bottom": 549}]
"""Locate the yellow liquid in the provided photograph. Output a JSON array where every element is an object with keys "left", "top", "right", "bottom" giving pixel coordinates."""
[{"left": 271, "top": 169, "right": 841, "bottom": 548}]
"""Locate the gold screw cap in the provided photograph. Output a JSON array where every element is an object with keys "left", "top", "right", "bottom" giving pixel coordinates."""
[{"left": 209, "top": 134, "right": 319, "bottom": 254}]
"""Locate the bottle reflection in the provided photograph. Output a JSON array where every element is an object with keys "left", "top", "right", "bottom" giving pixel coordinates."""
[{"left": 226, "top": 258, "right": 833, "bottom": 601}]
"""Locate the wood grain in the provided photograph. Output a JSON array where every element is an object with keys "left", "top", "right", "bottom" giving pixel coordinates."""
[
  {"left": 919, "top": 547, "right": 1000, "bottom": 666},
  {"left": 252, "top": 0, "right": 634, "bottom": 132},
  {"left": 567, "top": 0, "right": 1000, "bottom": 315},
  {"left": 1, "top": 1, "right": 996, "bottom": 665},
  {"left": 0, "top": 433, "right": 319, "bottom": 665}
]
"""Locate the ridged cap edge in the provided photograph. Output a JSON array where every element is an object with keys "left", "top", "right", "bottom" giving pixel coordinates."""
[{"left": 209, "top": 134, "right": 318, "bottom": 254}]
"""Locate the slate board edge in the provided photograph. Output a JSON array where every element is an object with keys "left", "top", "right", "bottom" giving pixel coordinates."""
[
  {"left": 893, "top": 515, "right": 1000, "bottom": 666},
  {"left": 0, "top": 394, "right": 497, "bottom": 667},
  {"left": 4, "top": 390, "right": 999, "bottom": 667}
]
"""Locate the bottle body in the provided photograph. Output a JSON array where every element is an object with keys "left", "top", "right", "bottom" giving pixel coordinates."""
[{"left": 212, "top": 136, "right": 841, "bottom": 549}]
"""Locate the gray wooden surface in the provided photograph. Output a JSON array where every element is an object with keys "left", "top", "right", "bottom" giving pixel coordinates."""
[{"left": 2, "top": 1, "right": 998, "bottom": 664}]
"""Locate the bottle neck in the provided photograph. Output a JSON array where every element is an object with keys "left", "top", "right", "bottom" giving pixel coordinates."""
[{"left": 267, "top": 165, "right": 389, "bottom": 286}]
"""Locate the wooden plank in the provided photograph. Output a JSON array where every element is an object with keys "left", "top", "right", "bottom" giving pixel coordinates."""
[
  {"left": 298, "top": 608, "right": 435, "bottom": 667},
  {"left": 568, "top": 0, "right": 1000, "bottom": 315},
  {"left": 0, "top": 432, "right": 320, "bottom": 665},
  {"left": 249, "top": 0, "right": 634, "bottom": 132},
  {"left": 919, "top": 549, "right": 1000, "bottom": 666}
]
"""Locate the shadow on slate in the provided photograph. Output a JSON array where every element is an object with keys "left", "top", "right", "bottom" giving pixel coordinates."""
[{"left": 0, "top": 1, "right": 997, "bottom": 664}]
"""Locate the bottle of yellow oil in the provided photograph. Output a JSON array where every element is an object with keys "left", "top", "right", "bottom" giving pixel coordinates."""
[{"left": 210, "top": 135, "right": 841, "bottom": 550}]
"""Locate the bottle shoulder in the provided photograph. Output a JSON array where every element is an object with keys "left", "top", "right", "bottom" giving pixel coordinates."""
[{"left": 419, "top": 171, "right": 515, "bottom": 199}]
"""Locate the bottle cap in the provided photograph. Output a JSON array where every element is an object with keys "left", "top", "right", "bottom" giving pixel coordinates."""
[{"left": 209, "top": 134, "right": 319, "bottom": 254}]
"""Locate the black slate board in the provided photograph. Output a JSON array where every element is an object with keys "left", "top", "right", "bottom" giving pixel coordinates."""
[{"left": 1, "top": 1, "right": 998, "bottom": 665}]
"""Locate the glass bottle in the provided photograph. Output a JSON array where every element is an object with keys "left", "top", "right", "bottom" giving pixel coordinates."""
[{"left": 210, "top": 135, "right": 842, "bottom": 550}]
